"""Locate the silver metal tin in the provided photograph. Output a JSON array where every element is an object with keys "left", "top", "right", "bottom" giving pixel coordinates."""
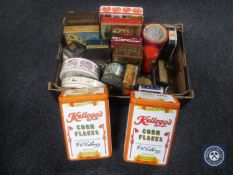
[{"left": 101, "top": 63, "right": 125, "bottom": 90}]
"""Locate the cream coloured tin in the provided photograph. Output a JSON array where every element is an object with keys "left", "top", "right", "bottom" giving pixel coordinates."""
[
  {"left": 61, "top": 76, "right": 106, "bottom": 88},
  {"left": 60, "top": 58, "right": 101, "bottom": 80}
]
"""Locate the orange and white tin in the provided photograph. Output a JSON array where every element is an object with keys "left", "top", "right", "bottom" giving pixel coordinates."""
[
  {"left": 58, "top": 87, "right": 112, "bottom": 160},
  {"left": 123, "top": 91, "right": 180, "bottom": 166}
]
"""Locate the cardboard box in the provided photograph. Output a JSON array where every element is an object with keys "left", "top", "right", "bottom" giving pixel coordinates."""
[{"left": 48, "top": 23, "right": 194, "bottom": 106}]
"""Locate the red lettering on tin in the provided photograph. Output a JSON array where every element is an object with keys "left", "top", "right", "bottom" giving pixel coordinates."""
[
  {"left": 134, "top": 116, "right": 172, "bottom": 127},
  {"left": 66, "top": 111, "right": 103, "bottom": 123}
]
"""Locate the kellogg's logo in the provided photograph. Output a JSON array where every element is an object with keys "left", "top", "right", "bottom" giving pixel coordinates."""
[
  {"left": 134, "top": 116, "right": 172, "bottom": 127},
  {"left": 66, "top": 111, "right": 103, "bottom": 123}
]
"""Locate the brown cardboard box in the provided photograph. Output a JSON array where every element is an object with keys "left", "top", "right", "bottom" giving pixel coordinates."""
[{"left": 48, "top": 23, "right": 194, "bottom": 106}]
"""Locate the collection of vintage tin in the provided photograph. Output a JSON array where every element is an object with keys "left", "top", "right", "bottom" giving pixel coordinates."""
[
  {"left": 51, "top": 6, "right": 194, "bottom": 166},
  {"left": 60, "top": 6, "right": 180, "bottom": 95}
]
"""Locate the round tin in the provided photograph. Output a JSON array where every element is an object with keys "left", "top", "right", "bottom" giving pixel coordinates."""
[
  {"left": 101, "top": 63, "right": 125, "bottom": 90},
  {"left": 143, "top": 45, "right": 160, "bottom": 73},
  {"left": 60, "top": 58, "right": 101, "bottom": 80},
  {"left": 61, "top": 76, "right": 106, "bottom": 88},
  {"left": 142, "top": 24, "right": 168, "bottom": 50}
]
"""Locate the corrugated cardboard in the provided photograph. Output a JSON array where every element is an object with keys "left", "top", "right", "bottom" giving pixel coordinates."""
[{"left": 48, "top": 23, "right": 194, "bottom": 106}]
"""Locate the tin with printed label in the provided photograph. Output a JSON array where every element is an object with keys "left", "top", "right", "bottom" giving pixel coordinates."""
[
  {"left": 123, "top": 91, "right": 180, "bottom": 166},
  {"left": 60, "top": 58, "right": 101, "bottom": 80},
  {"left": 59, "top": 87, "right": 112, "bottom": 160}
]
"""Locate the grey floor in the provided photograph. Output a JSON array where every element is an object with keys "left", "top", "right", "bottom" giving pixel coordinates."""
[{"left": 0, "top": 0, "right": 233, "bottom": 175}]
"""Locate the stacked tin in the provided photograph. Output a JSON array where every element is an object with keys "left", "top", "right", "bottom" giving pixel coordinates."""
[{"left": 60, "top": 6, "right": 179, "bottom": 96}]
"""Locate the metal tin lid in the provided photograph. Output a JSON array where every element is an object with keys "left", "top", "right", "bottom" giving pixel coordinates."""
[{"left": 143, "top": 24, "right": 168, "bottom": 49}]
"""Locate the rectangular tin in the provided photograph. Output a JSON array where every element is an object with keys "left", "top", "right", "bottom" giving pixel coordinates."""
[
  {"left": 63, "top": 25, "right": 100, "bottom": 45},
  {"left": 122, "top": 64, "right": 139, "bottom": 95},
  {"left": 58, "top": 87, "right": 112, "bottom": 160},
  {"left": 100, "top": 17, "right": 142, "bottom": 39},
  {"left": 112, "top": 44, "right": 143, "bottom": 65},
  {"left": 124, "top": 91, "right": 180, "bottom": 166}
]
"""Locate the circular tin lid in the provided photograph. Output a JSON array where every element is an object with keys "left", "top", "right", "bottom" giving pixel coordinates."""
[{"left": 143, "top": 24, "right": 168, "bottom": 48}]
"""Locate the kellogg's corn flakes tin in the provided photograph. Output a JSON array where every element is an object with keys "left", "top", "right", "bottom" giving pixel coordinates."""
[
  {"left": 58, "top": 87, "right": 112, "bottom": 160},
  {"left": 123, "top": 91, "right": 180, "bottom": 166}
]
